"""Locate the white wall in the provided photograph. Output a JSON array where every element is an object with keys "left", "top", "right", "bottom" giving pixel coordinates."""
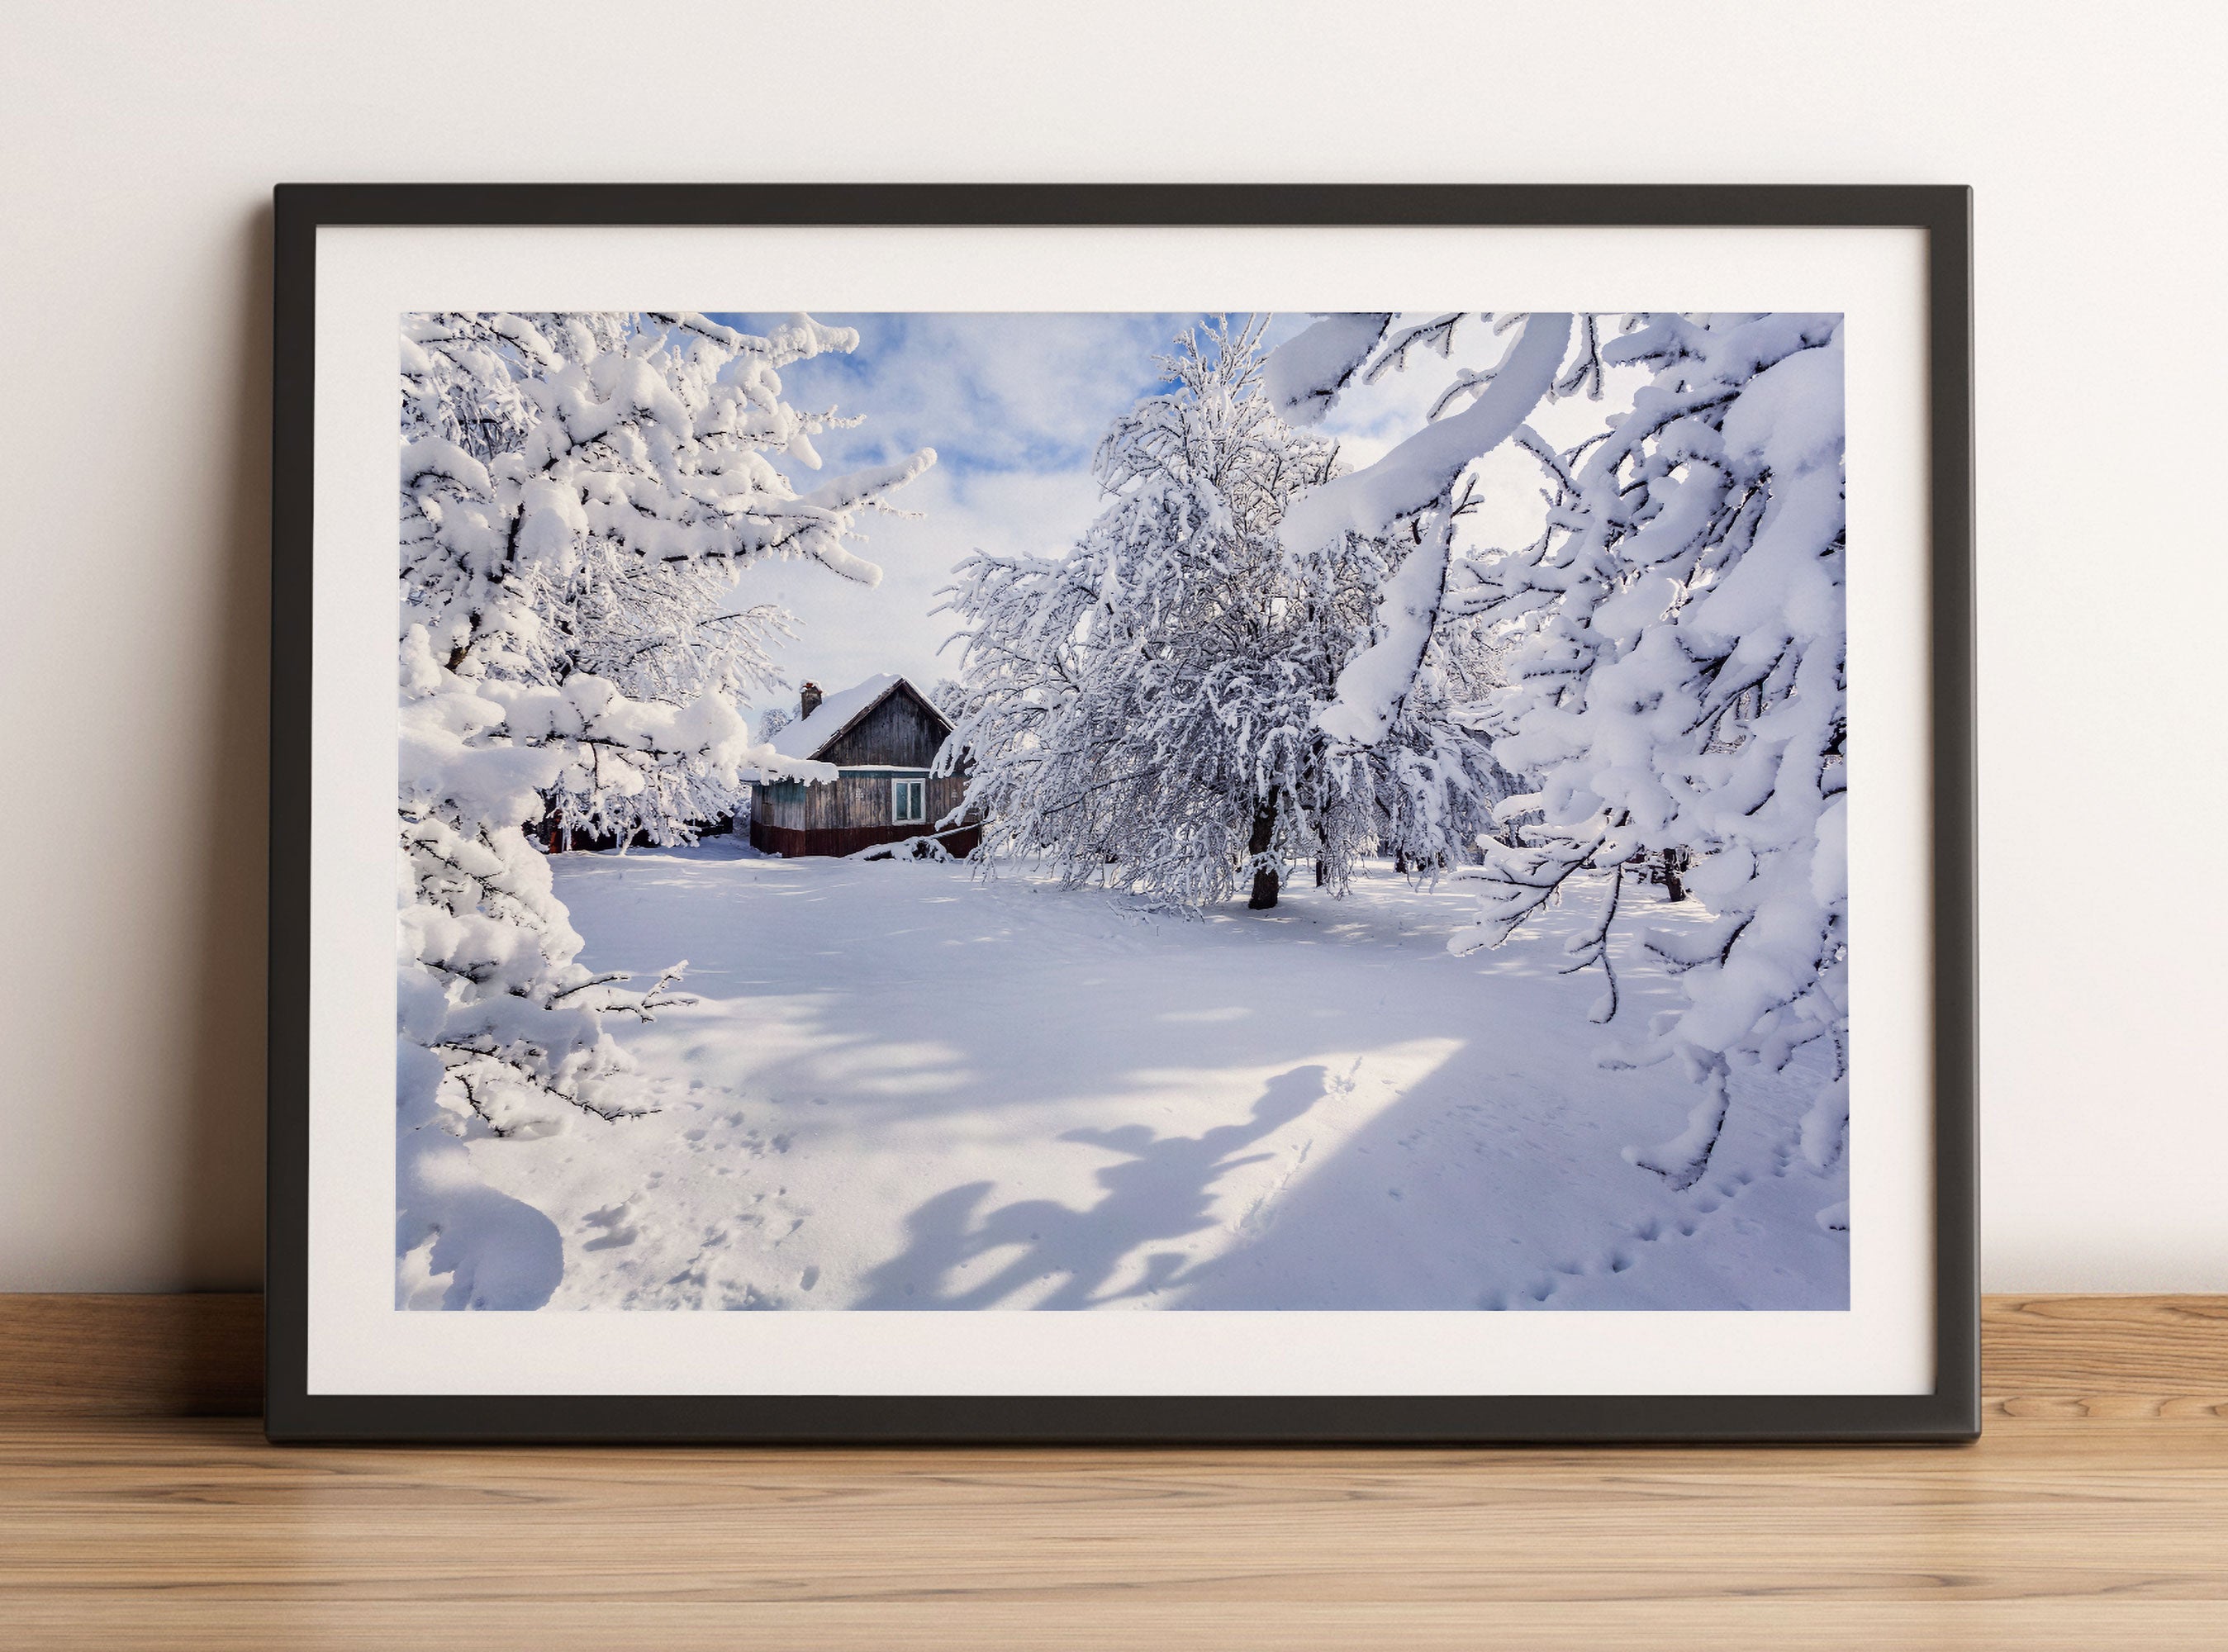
[{"left": 5, "top": 1, "right": 2222, "bottom": 1292}]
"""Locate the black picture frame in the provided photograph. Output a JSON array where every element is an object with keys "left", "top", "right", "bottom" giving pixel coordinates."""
[{"left": 267, "top": 183, "right": 1977, "bottom": 1445}]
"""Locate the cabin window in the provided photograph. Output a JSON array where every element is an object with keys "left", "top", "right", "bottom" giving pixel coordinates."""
[{"left": 892, "top": 777, "right": 926, "bottom": 825}]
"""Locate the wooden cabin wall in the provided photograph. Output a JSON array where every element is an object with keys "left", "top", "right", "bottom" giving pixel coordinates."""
[
  {"left": 753, "top": 781, "right": 809, "bottom": 829},
  {"left": 820, "top": 776, "right": 903, "bottom": 831},
  {"left": 755, "top": 774, "right": 971, "bottom": 834},
  {"left": 820, "top": 694, "right": 948, "bottom": 769},
  {"left": 928, "top": 773, "right": 969, "bottom": 824}
]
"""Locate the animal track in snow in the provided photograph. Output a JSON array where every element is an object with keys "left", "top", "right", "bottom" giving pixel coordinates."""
[
  {"left": 1236, "top": 1138, "right": 1314, "bottom": 1233},
  {"left": 1485, "top": 1141, "right": 1796, "bottom": 1308}
]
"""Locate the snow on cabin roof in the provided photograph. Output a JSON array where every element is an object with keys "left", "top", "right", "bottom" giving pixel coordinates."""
[{"left": 764, "top": 673, "right": 948, "bottom": 762}]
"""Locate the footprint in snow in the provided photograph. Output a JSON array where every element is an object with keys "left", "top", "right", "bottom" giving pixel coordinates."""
[{"left": 582, "top": 1201, "right": 640, "bottom": 1251}]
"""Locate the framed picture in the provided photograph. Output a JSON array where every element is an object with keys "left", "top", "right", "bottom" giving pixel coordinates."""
[{"left": 268, "top": 183, "right": 1975, "bottom": 1443}]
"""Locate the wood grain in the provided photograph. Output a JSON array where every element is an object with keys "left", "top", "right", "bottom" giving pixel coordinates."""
[
  {"left": 1983, "top": 1294, "right": 2228, "bottom": 1418},
  {"left": 2, "top": 1294, "right": 2223, "bottom": 1649},
  {"left": 0, "top": 1292, "right": 260, "bottom": 1416},
  {"left": 14, "top": 1292, "right": 2225, "bottom": 1420}
]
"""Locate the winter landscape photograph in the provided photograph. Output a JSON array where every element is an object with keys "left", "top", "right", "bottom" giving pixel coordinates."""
[{"left": 397, "top": 305, "right": 1851, "bottom": 1315}]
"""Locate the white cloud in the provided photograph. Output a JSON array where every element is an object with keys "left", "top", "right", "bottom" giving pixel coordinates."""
[{"left": 717, "top": 310, "right": 1202, "bottom": 477}]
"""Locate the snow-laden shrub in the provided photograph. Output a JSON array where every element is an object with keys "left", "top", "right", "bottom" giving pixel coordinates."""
[{"left": 396, "top": 310, "right": 929, "bottom": 1303}]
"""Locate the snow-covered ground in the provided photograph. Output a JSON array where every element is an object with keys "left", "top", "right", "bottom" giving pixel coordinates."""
[{"left": 462, "top": 844, "right": 1848, "bottom": 1311}]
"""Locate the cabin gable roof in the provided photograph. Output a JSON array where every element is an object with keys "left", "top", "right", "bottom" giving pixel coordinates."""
[{"left": 764, "top": 674, "right": 952, "bottom": 766}]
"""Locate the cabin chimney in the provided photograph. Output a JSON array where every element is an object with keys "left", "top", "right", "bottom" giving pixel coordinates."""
[{"left": 799, "top": 681, "right": 823, "bottom": 719}]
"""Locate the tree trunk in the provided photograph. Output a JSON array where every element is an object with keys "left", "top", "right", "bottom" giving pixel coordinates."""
[
  {"left": 1314, "top": 857, "right": 1327, "bottom": 888},
  {"left": 1246, "top": 800, "right": 1280, "bottom": 910},
  {"left": 1661, "top": 847, "right": 1688, "bottom": 902}
]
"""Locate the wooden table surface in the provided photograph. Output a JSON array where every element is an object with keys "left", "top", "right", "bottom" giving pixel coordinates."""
[{"left": 2, "top": 1294, "right": 2224, "bottom": 1650}]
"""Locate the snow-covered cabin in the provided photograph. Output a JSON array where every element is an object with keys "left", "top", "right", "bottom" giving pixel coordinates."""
[{"left": 748, "top": 675, "right": 980, "bottom": 858}]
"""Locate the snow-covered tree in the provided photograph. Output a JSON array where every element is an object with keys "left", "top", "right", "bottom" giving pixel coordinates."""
[
  {"left": 530, "top": 562, "right": 798, "bottom": 848},
  {"left": 396, "top": 310, "right": 930, "bottom": 1303},
  {"left": 927, "top": 676, "right": 966, "bottom": 719},
  {"left": 941, "top": 319, "right": 1512, "bottom": 911},
  {"left": 758, "top": 705, "right": 793, "bottom": 742},
  {"left": 1269, "top": 311, "right": 1849, "bottom": 1194}
]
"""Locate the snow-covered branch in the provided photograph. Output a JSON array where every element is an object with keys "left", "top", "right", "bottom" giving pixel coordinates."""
[
  {"left": 1458, "top": 314, "right": 1850, "bottom": 1192},
  {"left": 1278, "top": 311, "right": 1572, "bottom": 558},
  {"left": 1295, "top": 314, "right": 1572, "bottom": 748}
]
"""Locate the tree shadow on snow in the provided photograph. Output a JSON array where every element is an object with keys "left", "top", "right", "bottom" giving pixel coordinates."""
[
  {"left": 853, "top": 1065, "right": 1330, "bottom": 1309},
  {"left": 555, "top": 858, "right": 1846, "bottom": 1312},
  {"left": 553, "top": 859, "right": 1442, "bottom": 1142}
]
